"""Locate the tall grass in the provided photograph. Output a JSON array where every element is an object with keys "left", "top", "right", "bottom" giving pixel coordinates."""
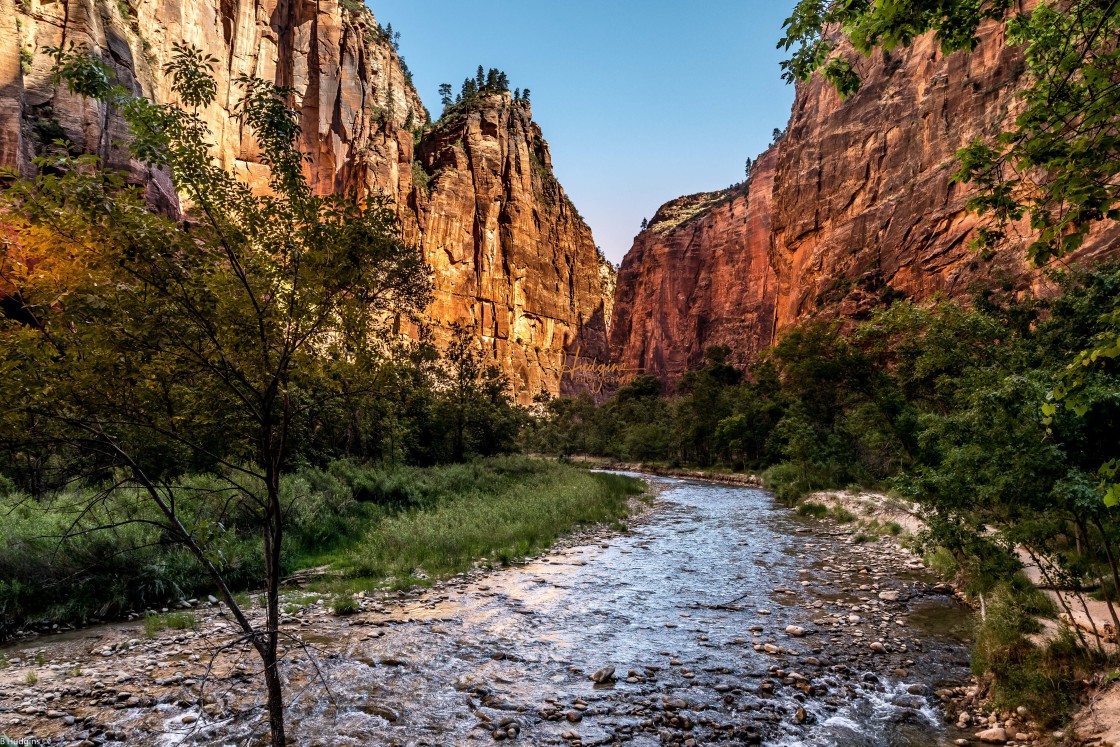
[
  {"left": 333, "top": 461, "right": 643, "bottom": 585},
  {"left": 0, "top": 457, "right": 644, "bottom": 634}
]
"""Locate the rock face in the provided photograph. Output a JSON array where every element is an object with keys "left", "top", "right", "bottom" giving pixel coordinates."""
[
  {"left": 5, "top": 0, "right": 612, "bottom": 402},
  {"left": 612, "top": 150, "right": 778, "bottom": 380},
  {"left": 612, "top": 18, "right": 1120, "bottom": 382},
  {"left": 414, "top": 95, "right": 613, "bottom": 400}
]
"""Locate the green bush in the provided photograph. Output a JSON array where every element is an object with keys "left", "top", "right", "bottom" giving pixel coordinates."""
[
  {"left": 330, "top": 595, "right": 360, "bottom": 616},
  {"left": 795, "top": 502, "right": 828, "bottom": 518}
]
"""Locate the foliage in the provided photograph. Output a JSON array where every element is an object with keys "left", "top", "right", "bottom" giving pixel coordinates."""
[
  {"left": 0, "top": 41, "right": 433, "bottom": 746},
  {"left": 0, "top": 458, "right": 643, "bottom": 633},
  {"left": 779, "top": 0, "right": 1120, "bottom": 510},
  {"left": 778, "top": 0, "right": 1014, "bottom": 96},
  {"left": 437, "top": 66, "right": 515, "bottom": 120},
  {"left": 528, "top": 265, "right": 1120, "bottom": 699}
]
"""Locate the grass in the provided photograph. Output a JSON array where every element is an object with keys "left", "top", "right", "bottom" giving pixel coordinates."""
[
  {"left": 319, "top": 459, "right": 644, "bottom": 591},
  {"left": 330, "top": 595, "right": 360, "bottom": 616},
  {"left": 0, "top": 457, "right": 645, "bottom": 633},
  {"left": 143, "top": 611, "right": 198, "bottom": 638},
  {"left": 970, "top": 581, "right": 1099, "bottom": 725},
  {"left": 282, "top": 592, "right": 320, "bottom": 615},
  {"left": 796, "top": 502, "right": 828, "bottom": 518},
  {"left": 831, "top": 506, "right": 856, "bottom": 523},
  {"left": 24, "top": 671, "right": 37, "bottom": 685}
]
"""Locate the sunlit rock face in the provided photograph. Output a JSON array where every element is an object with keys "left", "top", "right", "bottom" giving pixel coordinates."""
[
  {"left": 5, "top": 0, "right": 614, "bottom": 403},
  {"left": 612, "top": 17, "right": 1120, "bottom": 384},
  {"left": 611, "top": 150, "right": 779, "bottom": 383}
]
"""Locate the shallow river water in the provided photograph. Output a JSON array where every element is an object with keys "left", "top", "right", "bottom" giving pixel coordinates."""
[
  {"left": 1, "top": 475, "right": 975, "bottom": 746},
  {"left": 279, "top": 475, "right": 973, "bottom": 746}
]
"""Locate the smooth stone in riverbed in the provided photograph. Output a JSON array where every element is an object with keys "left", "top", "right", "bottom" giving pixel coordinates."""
[
  {"left": 975, "top": 726, "right": 1008, "bottom": 743},
  {"left": 589, "top": 666, "right": 615, "bottom": 683},
  {"left": 785, "top": 625, "right": 807, "bottom": 637}
]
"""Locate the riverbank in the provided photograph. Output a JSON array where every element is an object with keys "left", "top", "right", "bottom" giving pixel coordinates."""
[
  {"left": 0, "top": 458, "right": 646, "bottom": 641},
  {"left": 796, "top": 487, "right": 1120, "bottom": 747},
  {"left": 565, "top": 455, "right": 764, "bottom": 487},
  {"left": 2, "top": 472, "right": 980, "bottom": 747}
]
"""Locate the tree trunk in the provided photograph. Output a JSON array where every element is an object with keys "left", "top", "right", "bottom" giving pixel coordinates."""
[
  {"left": 261, "top": 473, "right": 286, "bottom": 747},
  {"left": 259, "top": 640, "right": 286, "bottom": 747}
]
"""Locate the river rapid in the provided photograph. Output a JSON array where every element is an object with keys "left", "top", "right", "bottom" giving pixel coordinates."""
[{"left": 0, "top": 474, "right": 974, "bottom": 746}]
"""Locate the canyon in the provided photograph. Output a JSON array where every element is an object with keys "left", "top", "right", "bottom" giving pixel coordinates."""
[
  {"left": 2, "top": 0, "right": 613, "bottom": 402},
  {"left": 7, "top": 1, "right": 1119, "bottom": 393},
  {"left": 611, "top": 17, "right": 1120, "bottom": 382}
]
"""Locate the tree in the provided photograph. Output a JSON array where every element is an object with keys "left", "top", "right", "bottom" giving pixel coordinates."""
[
  {"left": 780, "top": 0, "right": 1120, "bottom": 505},
  {"left": 522, "top": 87, "right": 531, "bottom": 103},
  {"left": 514, "top": 87, "right": 521, "bottom": 100},
  {"left": 640, "top": 217, "right": 648, "bottom": 230},
  {"left": 744, "top": 156, "right": 754, "bottom": 181},
  {"left": 438, "top": 82, "right": 453, "bottom": 110},
  {"left": 476, "top": 64, "right": 486, "bottom": 88},
  {"left": 0, "top": 42, "right": 430, "bottom": 746},
  {"left": 437, "top": 323, "right": 519, "bottom": 461}
]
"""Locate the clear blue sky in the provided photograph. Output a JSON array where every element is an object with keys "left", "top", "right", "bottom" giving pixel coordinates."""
[{"left": 370, "top": 0, "right": 798, "bottom": 265}]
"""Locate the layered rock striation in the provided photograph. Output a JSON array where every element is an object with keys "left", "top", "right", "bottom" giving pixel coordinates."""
[
  {"left": 612, "top": 18, "right": 1120, "bottom": 382},
  {"left": 4, "top": 0, "right": 612, "bottom": 402}
]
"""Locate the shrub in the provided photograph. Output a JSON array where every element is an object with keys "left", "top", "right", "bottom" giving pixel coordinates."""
[
  {"left": 796, "top": 502, "right": 828, "bottom": 518},
  {"left": 330, "top": 595, "right": 360, "bottom": 616}
]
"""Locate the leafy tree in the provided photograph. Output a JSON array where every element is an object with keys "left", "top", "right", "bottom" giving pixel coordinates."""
[
  {"left": 437, "top": 324, "right": 521, "bottom": 461},
  {"left": 0, "top": 42, "right": 430, "bottom": 746},
  {"left": 779, "top": 0, "right": 1120, "bottom": 505},
  {"left": 438, "top": 82, "right": 453, "bottom": 109}
]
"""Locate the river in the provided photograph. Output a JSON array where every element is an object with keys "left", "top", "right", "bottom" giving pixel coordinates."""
[{"left": 0, "top": 474, "right": 974, "bottom": 746}]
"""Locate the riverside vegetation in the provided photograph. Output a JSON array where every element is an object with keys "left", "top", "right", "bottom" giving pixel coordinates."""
[
  {"left": 0, "top": 43, "right": 640, "bottom": 747},
  {"left": 0, "top": 457, "right": 642, "bottom": 635},
  {"left": 525, "top": 267, "right": 1120, "bottom": 725}
]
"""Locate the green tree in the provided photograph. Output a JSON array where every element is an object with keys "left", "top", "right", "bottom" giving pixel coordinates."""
[
  {"left": 780, "top": 0, "right": 1120, "bottom": 506},
  {"left": 0, "top": 42, "right": 430, "bottom": 746},
  {"left": 438, "top": 82, "right": 453, "bottom": 109}
]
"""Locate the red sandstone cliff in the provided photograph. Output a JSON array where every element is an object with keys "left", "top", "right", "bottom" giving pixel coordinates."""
[
  {"left": 415, "top": 94, "right": 614, "bottom": 399},
  {"left": 3, "top": 0, "right": 612, "bottom": 402},
  {"left": 611, "top": 18, "right": 1120, "bottom": 382},
  {"left": 611, "top": 150, "right": 778, "bottom": 379}
]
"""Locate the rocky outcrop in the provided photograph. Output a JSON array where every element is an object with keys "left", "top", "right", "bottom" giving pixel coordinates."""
[
  {"left": 414, "top": 95, "right": 614, "bottom": 400},
  {"left": 611, "top": 150, "right": 778, "bottom": 378},
  {"left": 5, "top": 0, "right": 612, "bottom": 402},
  {"left": 612, "top": 17, "right": 1120, "bottom": 383}
]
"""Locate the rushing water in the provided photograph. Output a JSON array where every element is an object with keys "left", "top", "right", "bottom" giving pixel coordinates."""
[
  {"left": 266, "top": 475, "right": 973, "bottom": 746},
  {"left": 3, "top": 475, "right": 973, "bottom": 746}
]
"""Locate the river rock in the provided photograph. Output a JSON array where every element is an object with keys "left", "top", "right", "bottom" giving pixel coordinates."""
[
  {"left": 878, "top": 590, "right": 901, "bottom": 602},
  {"left": 785, "top": 625, "right": 807, "bottom": 637},
  {"left": 976, "top": 726, "right": 1008, "bottom": 743},
  {"left": 589, "top": 665, "right": 615, "bottom": 683}
]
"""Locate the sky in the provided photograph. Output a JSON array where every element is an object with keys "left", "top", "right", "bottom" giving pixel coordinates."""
[{"left": 369, "top": 0, "right": 799, "bottom": 265}]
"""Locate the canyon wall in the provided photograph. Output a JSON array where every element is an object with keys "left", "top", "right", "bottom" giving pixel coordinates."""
[
  {"left": 612, "top": 18, "right": 1120, "bottom": 382},
  {"left": 3, "top": 0, "right": 612, "bottom": 402}
]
